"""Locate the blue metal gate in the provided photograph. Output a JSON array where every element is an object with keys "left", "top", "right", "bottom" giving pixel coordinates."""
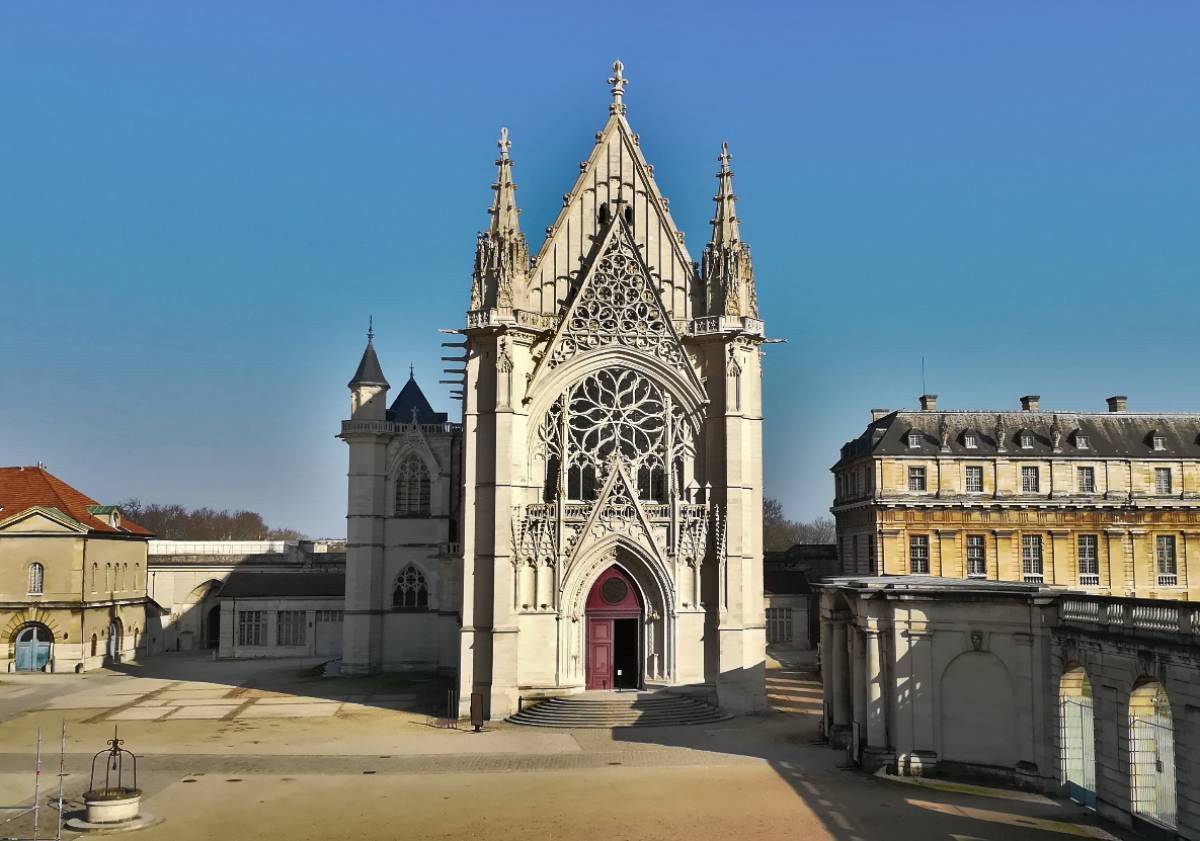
[{"left": 14, "top": 625, "right": 52, "bottom": 672}]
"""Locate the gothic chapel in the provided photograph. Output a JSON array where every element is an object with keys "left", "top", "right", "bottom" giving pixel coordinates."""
[{"left": 341, "top": 62, "right": 768, "bottom": 718}]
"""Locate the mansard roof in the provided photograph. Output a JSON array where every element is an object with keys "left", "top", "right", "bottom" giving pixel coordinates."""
[
  {"left": 836, "top": 408, "right": 1200, "bottom": 467},
  {"left": 387, "top": 372, "right": 447, "bottom": 424},
  {"left": 0, "top": 466, "right": 152, "bottom": 536}
]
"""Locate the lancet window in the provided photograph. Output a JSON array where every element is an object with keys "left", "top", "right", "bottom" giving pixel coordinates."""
[
  {"left": 392, "top": 565, "right": 429, "bottom": 611},
  {"left": 537, "top": 367, "right": 696, "bottom": 504},
  {"left": 395, "top": 454, "right": 431, "bottom": 516}
]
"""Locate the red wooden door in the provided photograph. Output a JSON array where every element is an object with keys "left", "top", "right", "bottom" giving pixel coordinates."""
[{"left": 587, "top": 618, "right": 613, "bottom": 689}]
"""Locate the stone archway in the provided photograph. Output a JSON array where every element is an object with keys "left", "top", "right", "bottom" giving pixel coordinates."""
[
  {"left": 1129, "top": 680, "right": 1176, "bottom": 829},
  {"left": 560, "top": 539, "right": 674, "bottom": 688},
  {"left": 1059, "top": 666, "right": 1096, "bottom": 808},
  {"left": 13, "top": 623, "right": 53, "bottom": 672}
]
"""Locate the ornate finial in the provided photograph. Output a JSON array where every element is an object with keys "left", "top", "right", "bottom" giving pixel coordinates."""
[
  {"left": 498, "top": 126, "right": 510, "bottom": 160},
  {"left": 367, "top": 315, "right": 374, "bottom": 343},
  {"left": 608, "top": 60, "right": 628, "bottom": 115},
  {"left": 409, "top": 362, "right": 414, "bottom": 379},
  {"left": 719, "top": 141, "right": 732, "bottom": 172}
]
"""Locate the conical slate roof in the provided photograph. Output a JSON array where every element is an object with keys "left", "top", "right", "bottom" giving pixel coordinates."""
[{"left": 348, "top": 338, "right": 389, "bottom": 389}]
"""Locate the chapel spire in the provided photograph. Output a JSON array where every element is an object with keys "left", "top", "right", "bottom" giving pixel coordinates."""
[
  {"left": 470, "top": 127, "right": 529, "bottom": 312},
  {"left": 711, "top": 142, "right": 741, "bottom": 245},
  {"left": 702, "top": 143, "right": 759, "bottom": 318}
]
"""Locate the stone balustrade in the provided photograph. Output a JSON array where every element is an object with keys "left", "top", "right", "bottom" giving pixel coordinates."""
[{"left": 1058, "top": 593, "right": 1200, "bottom": 641}]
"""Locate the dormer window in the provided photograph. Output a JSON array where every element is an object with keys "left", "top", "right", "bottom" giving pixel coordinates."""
[
  {"left": 1152, "top": 433, "right": 1166, "bottom": 452},
  {"left": 907, "top": 431, "right": 922, "bottom": 449},
  {"left": 1074, "top": 433, "right": 1089, "bottom": 450},
  {"left": 1019, "top": 431, "right": 1034, "bottom": 449},
  {"left": 963, "top": 432, "right": 978, "bottom": 449}
]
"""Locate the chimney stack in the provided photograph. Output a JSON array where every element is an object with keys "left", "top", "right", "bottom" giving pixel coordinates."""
[
  {"left": 1020, "top": 395, "right": 1040, "bottom": 412},
  {"left": 870, "top": 409, "right": 891, "bottom": 422},
  {"left": 919, "top": 394, "right": 938, "bottom": 412},
  {"left": 1106, "top": 395, "right": 1128, "bottom": 413}
]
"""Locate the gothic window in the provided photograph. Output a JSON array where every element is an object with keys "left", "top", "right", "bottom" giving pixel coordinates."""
[
  {"left": 537, "top": 367, "right": 692, "bottom": 503},
  {"left": 27, "top": 562, "right": 44, "bottom": 595},
  {"left": 395, "top": 454, "right": 432, "bottom": 516},
  {"left": 393, "top": 565, "right": 429, "bottom": 611}
]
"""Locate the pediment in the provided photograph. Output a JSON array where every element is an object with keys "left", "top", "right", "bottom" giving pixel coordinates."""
[
  {"left": 522, "top": 114, "right": 697, "bottom": 321},
  {"left": 0, "top": 506, "right": 87, "bottom": 534}
]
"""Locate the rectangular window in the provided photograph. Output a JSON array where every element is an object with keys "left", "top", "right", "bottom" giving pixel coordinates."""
[
  {"left": 315, "top": 610, "right": 343, "bottom": 622},
  {"left": 1077, "top": 535, "right": 1099, "bottom": 585},
  {"left": 965, "top": 465, "right": 984, "bottom": 493},
  {"left": 237, "top": 610, "right": 266, "bottom": 647},
  {"left": 1075, "top": 434, "right": 1089, "bottom": 450},
  {"left": 1152, "top": 435, "right": 1166, "bottom": 452},
  {"left": 909, "top": 535, "right": 930, "bottom": 574},
  {"left": 1156, "top": 535, "right": 1177, "bottom": 585},
  {"left": 868, "top": 540, "right": 876, "bottom": 575},
  {"left": 966, "top": 535, "right": 986, "bottom": 577},
  {"left": 1077, "top": 466, "right": 1095, "bottom": 494},
  {"left": 1021, "top": 465, "right": 1040, "bottom": 493},
  {"left": 1154, "top": 467, "right": 1172, "bottom": 495},
  {"left": 276, "top": 610, "right": 307, "bottom": 646},
  {"left": 908, "top": 466, "right": 927, "bottom": 492},
  {"left": 765, "top": 607, "right": 793, "bottom": 644},
  {"left": 1021, "top": 535, "right": 1043, "bottom": 581}
]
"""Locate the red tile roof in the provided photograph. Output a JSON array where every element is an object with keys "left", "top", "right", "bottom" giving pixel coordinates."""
[{"left": 0, "top": 466, "right": 152, "bottom": 536}]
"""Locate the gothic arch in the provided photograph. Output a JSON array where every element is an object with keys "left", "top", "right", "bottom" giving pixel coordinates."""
[
  {"left": 386, "top": 437, "right": 441, "bottom": 516},
  {"left": 525, "top": 346, "right": 707, "bottom": 435},
  {"left": 558, "top": 536, "right": 676, "bottom": 684}
]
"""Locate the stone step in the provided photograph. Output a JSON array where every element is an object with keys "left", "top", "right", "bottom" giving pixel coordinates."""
[{"left": 508, "top": 693, "right": 729, "bottom": 728}]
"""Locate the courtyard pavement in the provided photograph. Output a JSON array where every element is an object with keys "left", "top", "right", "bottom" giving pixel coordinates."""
[{"left": 0, "top": 654, "right": 1137, "bottom": 841}]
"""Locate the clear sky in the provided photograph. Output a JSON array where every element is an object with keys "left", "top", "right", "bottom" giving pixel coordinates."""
[{"left": 2, "top": 3, "right": 1198, "bottom": 538}]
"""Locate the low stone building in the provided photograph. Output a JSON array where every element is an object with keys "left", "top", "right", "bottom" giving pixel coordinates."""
[
  {"left": 0, "top": 466, "right": 152, "bottom": 672},
  {"left": 817, "top": 577, "right": 1199, "bottom": 839},
  {"left": 216, "top": 571, "right": 345, "bottom": 659},
  {"left": 145, "top": 539, "right": 344, "bottom": 654},
  {"left": 763, "top": 568, "right": 813, "bottom": 659}
]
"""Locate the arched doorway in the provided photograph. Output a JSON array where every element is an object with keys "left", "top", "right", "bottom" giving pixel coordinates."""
[
  {"left": 939, "top": 651, "right": 1016, "bottom": 768},
  {"left": 106, "top": 618, "right": 123, "bottom": 664},
  {"left": 13, "top": 624, "right": 53, "bottom": 672},
  {"left": 1129, "top": 681, "right": 1176, "bottom": 829},
  {"left": 1059, "top": 666, "right": 1096, "bottom": 808},
  {"left": 206, "top": 604, "right": 221, "bottom": 649},
  {"left": 585, "top": 565, "right": 642, "bottom": 690}
]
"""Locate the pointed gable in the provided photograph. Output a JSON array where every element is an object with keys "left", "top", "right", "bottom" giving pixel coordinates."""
[
  {"left": 522, "top": 113, "right": 698, "bottom": 322},
  {"left": 533, "top": 215, "right": 698, "bottom": 388}
]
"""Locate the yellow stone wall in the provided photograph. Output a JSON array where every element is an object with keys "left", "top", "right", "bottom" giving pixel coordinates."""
[{"left": 833, "top": 454, "right": 1200, "bottom": 600}]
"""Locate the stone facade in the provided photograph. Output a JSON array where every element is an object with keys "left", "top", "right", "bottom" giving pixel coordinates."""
[
  {"left": 0, "top": 466, "right": 151, "bottom": 673},
  {"left": 145, "top": 539, "right": 345, "bottom": 654},
  {"left": 833, "top": 395, "right": 1200, "bottom": 600},
  {"left": 818, "top": 578, "right": 1200, "bottom": 839},
  {"left": 341, "top": 62, "right": 769, "bottom": 719}
]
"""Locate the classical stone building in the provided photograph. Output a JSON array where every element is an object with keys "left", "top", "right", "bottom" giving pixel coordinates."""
[
  {"left": 818, "top": 577, "right": 1200, "bottom": 839},
  {"left": 832, "top": 394, "right": 1200, "bottom": 600},
  {"left": 0, "top": 466, "right": 151, "bottom": 672},
  {"left": 341, "top": 62, "right": 769, "bottom": 718}
]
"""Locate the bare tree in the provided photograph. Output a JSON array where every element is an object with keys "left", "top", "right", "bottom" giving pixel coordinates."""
[
  {"left": 763, "top": 498, "right": 835, "bottom": 552},
  {"left": 118, "top": 498, "right": 306, "bottom": 540}
]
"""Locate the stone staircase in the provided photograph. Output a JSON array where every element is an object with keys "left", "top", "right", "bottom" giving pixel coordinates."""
[{"left": 508, "top": 691, "right": 729, "bottom": 728}]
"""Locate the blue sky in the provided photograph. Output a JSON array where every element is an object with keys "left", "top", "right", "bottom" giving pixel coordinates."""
[{"left": 2, "top": 3, "right": 1198, "bottom": 537}]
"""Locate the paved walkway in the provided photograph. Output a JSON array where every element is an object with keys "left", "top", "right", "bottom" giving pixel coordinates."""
[{"left": 0, "top": 655, "right": 1137, "bottom": 841}]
